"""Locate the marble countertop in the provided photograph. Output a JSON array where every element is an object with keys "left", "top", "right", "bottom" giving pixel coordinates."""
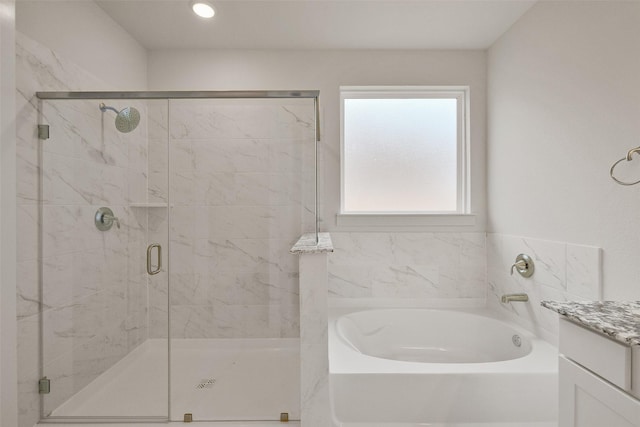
[
  {"left": 290, "top": 232, "right": 334, "bottom": 254},
  {"left": 541, "top": 301, "right": 640, "bottom": 346}
]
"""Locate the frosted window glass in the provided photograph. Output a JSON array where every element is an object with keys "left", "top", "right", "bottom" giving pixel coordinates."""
[{"left": 343, "top": 98, "right": 458, "bottom": 212}]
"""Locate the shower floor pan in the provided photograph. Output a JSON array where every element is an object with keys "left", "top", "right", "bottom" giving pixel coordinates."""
[{"left": 49, "top": 338, "right": 300, "bottom": 422}]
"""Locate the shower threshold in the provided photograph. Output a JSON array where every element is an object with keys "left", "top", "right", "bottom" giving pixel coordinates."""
[
  {"left": 43, "top": 338, "right": 300, "bottom": 423},
  {"left": 38, "top": 423, "right": 300, "bottom": 427}
]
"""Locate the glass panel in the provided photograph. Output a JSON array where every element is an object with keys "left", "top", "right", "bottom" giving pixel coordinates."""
[
  {"left": 39, "top": 99, "right": 169, "bottom": 419},
  {"left": 37, "top": 94, "right": 316, "bottom": 423},
  {"left": 167, "top": 98, "right": 314, "bottom": 421},
  {"left": 343, "top": 98, "right": 458, "bottom": 212}
]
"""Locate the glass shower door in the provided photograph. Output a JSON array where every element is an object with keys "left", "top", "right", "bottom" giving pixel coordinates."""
[
  {"left": 36, "top": 92, "right": 317, "bottom": 423},
  {"left": 38, "top": 98, "right": 169, "bottom": 420},
  {"left": 167, "top": 97, "right": 316, "bottom": 421}
]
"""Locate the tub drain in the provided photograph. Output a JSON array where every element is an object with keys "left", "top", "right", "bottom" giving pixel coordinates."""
[{"left": 512, "top": 335, "right": 522, "bottom": 347}]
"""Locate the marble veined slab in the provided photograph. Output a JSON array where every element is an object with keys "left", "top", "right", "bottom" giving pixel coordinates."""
[
  {"left": 290, "top": 232, "right": 333, "bottom": 254},
  {"left": 541, "top": 300, "right": 640, "bottom": 346}
]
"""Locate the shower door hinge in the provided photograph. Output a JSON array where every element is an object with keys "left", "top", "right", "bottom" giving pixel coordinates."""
[
  {"left": 280, "top": 412, "right": 289, "bottom": 422},
  {"left": 38, "top": 377, "right": 50, "bottom": 394},
  {"left": 37, "top": 124, "right": 50, "bottom": 140}
]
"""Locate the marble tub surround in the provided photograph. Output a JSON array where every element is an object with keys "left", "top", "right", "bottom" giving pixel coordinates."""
[
  {"left": 488, "top": 233, "right": 602, "bottom": 344},
  {"left": 296, "top": 243, "right": 332, "bottom": 426},
  {"left": 290, "top": 232, "right": 333, "bottom": 254},
  {"left": 328, "top": 232, "right": 486, "bottom": 304},
  {"left": 542, "top": 301, "right": 640, "bottom": 346}
]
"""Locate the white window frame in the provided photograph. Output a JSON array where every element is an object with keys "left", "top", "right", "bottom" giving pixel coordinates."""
[{"left": 338, "top": 85, "right": 474, "bottom": 227}]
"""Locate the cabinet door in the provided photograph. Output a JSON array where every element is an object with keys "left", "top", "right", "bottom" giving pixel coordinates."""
[{"left": 560, "top": 356, "right": 640, "bottom": 427}]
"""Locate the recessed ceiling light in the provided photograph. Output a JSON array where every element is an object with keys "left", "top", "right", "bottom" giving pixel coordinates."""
[{"left": 191, "top": 1, "right": 215, "bottom": 19}]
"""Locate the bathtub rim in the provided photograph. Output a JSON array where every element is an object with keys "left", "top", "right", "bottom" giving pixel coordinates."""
[{"left": 329, "top": 306, "right": 559, "bottom": 375}]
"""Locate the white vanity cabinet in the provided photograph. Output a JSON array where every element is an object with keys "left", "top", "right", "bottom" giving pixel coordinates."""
[{"left": 559, "top": 318, "right": 640, "bottom": 427}]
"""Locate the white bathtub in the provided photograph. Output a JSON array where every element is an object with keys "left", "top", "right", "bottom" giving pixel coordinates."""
[{"left": 329, "top": 307, "right": 558, "bottom": 426}]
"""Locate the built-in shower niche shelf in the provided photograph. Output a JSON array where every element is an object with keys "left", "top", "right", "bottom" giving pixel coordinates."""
[{"left": 129, "top": 203, "right": 168, "bottom": 208}]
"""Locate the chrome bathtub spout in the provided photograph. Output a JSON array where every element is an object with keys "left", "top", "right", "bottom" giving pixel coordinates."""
[{"left": 501, "top": 293, "right": 529, "bottom": 303}]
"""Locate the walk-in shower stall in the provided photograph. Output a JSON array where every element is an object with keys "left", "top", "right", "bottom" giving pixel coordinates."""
[{"left": 34, "top": 91, "right": 319, "bottom": 422}]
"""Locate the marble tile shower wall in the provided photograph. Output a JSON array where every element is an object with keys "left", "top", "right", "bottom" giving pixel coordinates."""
[
  {"left": 16, "top": 33, "right": 149, "bottom": 426},
  {"left": 487, "top": 233, "right": 602, "bottom": 344},
  {"left": 328, "top": 232, "right": 487, "bottom": 302},
  {"left": 147, "top": 99, "right": 316, "bottom": 339}
]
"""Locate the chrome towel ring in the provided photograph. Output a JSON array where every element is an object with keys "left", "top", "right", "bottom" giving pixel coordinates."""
[{"left": 610, "top": 146, "right": 640, "bottom": 186}]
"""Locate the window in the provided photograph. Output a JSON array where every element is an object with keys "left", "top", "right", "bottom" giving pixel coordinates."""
[{"left": 340, "top": 86, "right": 470, "bottom": 224}]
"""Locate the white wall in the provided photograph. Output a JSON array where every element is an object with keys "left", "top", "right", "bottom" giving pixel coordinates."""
[
  {"left": 148, "top": 49, "right": 487, "bottom": 232},
  {"left": 0, "top": 1, "right": 18, "bottom": 426},
  {"left": 487, "top": 1, "right": 640, "bottom": 300},
  {"left": 16, "top": 0, "right": 147, "bottom": 90}
]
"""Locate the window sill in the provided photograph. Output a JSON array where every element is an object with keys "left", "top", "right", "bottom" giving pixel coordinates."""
[{"left": 336, "top": 213, "right": 477, "bottom": 228}]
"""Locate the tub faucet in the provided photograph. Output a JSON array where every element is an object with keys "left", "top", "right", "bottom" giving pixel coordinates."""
[
  {"left": 501, "top": 293, "right": 529, "bottom": 303},
  {"left": 510, "top": 254, "right": 534, "bottom": 277}
]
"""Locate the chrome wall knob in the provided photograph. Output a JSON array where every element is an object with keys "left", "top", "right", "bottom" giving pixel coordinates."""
[
  {"left": 510, "top": 253, "right": 534, "bottom": 278},
  {"left": 95, "top": 207, "right": 120, "bottom": 231}
]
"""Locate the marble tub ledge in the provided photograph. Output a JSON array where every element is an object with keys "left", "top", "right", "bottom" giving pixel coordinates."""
[{"left": 290, "top": 232, "right": 334, "bottom": 254}]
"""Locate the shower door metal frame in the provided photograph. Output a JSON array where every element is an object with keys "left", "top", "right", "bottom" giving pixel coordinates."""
[
  {"left": 36, "top": 90, "right": 319, "bottom": 100},
  {"left": 35, "top": 90, "right": 321, "bottom": 423}
]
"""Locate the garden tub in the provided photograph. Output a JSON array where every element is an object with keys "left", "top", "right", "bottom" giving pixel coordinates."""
[{"left": 329, "top": 308, "right": 558, "bottom": 426}]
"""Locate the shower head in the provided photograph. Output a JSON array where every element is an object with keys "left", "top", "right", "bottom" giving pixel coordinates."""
[{"left": 99, "top": 103, "right": 141, "bottom": 133}]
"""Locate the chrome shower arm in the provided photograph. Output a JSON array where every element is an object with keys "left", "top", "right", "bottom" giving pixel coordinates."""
[{"left": 99, "top": 103, "right": 119, "bottom": 114}]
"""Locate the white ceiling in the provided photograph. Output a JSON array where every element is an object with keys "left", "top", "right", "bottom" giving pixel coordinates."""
[{"left": 95, "top": 0, "right": 536, "bottom": 50}]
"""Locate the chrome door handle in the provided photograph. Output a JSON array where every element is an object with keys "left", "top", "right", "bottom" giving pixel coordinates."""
[{"left": 147, "top": 243, "right": 162, "bottom": 275}]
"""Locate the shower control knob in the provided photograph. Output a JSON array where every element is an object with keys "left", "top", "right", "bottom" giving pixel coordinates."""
[
  {"left": 510, "top": 254, "right": 534, "bottom": 278},
  {"left": 95, "top": 207, "right": 120, "bottom": 231}
]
